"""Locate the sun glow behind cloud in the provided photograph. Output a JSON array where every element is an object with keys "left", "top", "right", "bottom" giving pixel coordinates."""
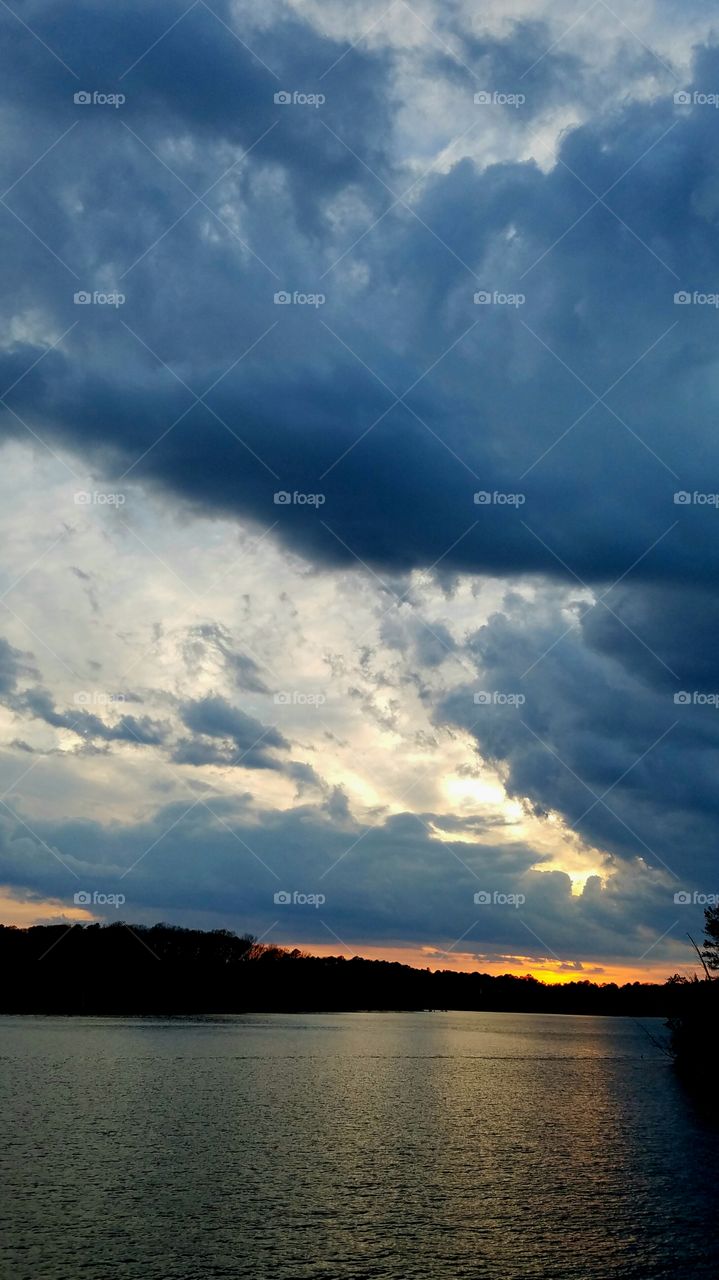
[{"left": 0, "top": 437, "right": 694, "bottom": 974}]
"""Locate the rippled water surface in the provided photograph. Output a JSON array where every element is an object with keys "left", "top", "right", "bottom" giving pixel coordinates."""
[{"left": 2, "top": 1011, "right": 718, "bottom": 1279}]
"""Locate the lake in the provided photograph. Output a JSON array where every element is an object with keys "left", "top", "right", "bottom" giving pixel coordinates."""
[{"left": 1, "top": 1011, "right": 717, "bottom": 1278}]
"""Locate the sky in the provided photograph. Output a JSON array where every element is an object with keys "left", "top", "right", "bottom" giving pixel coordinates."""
[{"left": 0, "top": 0, "right": 718, "bottom": 983}]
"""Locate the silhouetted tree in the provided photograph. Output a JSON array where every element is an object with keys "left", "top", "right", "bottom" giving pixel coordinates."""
[
  {"left": 666, "top": 907, "right": 718, "bottom": 1106},
  {"left": 701, "top": 904, "right": 719, "bottom": 971}
]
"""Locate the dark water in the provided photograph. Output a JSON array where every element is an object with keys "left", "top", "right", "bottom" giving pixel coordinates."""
[{"left": 1, "top": 1011, "right": 717, "bottom": 1279}]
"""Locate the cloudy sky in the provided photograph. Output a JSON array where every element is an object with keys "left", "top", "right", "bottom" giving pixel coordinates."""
[{"left": 1, "top": 0, "right": 717, "bottom": 982}]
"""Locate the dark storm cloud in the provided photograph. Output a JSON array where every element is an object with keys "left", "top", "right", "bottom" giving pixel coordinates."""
[
  {"left": 182, "top": 623, "right": 270, "bottom": 693},
  {"left": 0, "top": 638, "right": 36, "bottom": 695},
  {"left": 0, "top": 636, "right": 315, "bottom": 778},
  {"left": 177, "top": 693, "right": 287, "bottom": 758},
  {"left": 3, "top": 0, "right": 716, "bottom": 587},
  {"left": 0, "top": 794, "right": 691, "bottom": 966},
  {"left": 435, "top": 581, "right": 719, "bottom": 890},
  {"left": 380, "top": 612, "right": 458, "bottom": 668},
  {"left": 21, "top": 687, "right": 168, "bottom": 746},
  {"left": 173, "top": 693, "right": 321, "bottom": 785}
]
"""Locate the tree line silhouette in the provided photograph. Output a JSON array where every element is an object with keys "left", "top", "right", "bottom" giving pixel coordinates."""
[{"left": 0, "top": 918, "right": 713, "bottom": 1018}]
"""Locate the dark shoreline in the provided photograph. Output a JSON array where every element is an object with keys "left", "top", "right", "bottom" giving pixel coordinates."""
[{"left": 0, "top": 920, "right": 686, "bottom": 1018}]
